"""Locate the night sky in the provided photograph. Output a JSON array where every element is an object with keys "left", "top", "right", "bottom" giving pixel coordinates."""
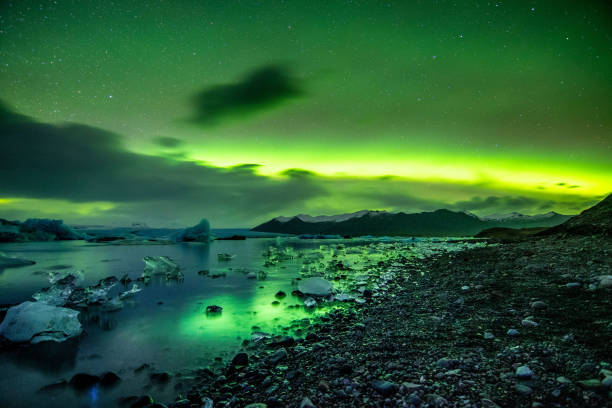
[{"left": 0, "top": 0, "right": 611, "bottom": 227}]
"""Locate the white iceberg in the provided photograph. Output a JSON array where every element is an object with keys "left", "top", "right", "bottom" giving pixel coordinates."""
[
  {"left": 298, "top": 277, "right": 334, "bottom": 296},
  {"left": 0, "top": 301, "right": 82, "bottom": 344}
]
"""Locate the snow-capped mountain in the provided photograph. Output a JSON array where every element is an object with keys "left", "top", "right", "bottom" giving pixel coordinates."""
[{"left": 274, "top": 210, "right": 388, "bottom": 224}]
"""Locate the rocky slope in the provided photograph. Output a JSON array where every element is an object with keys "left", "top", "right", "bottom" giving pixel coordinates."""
[{"left": 540, "top": 194, "right": 612, "bottom": 237}]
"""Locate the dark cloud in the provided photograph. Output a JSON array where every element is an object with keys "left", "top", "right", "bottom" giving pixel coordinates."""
[
  {"left": 154, "top": 136, "right": 183, "bottom": 148},
  {"left": 188, "top": 65, "right": 303, "bottom": 125},
  {"left": 0, "top": 102, "right": 601, "bottom": 226},
  {"left": 450, "top": 195, "right": 599, "bottom": 214},
  {"left": 0, "top": 102, "right": 324, "bottom": 224}
]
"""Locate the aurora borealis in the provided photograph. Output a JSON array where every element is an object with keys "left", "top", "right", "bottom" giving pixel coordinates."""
[{"left": 0, "top": 0, "right": 610, "bottom": 227}]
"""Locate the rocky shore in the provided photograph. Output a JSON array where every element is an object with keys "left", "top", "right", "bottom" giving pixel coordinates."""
[{"left": 168, "top": 234, "right": 611, "bottom": 408}]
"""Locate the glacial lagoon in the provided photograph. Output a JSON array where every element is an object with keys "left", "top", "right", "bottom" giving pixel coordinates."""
[{"left": 0, "top": 234, "right": 484, "bottom": 407}]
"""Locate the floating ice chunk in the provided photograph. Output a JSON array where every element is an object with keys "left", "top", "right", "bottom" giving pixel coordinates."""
[
  {"left": 0, "top": 301, "right": 82, "bottom": 344},
  {"left": 34, "top": 272, "right": 82, "bottom": 306},
  {"left": 119, "top": 283, "right": 142, "bottom": 299},
  {"left": 298, "top": 277, "right": 334, "bottom": 296},
  {"left": 217, "top": 253, "right": 235, "bottom": 261},
  {"left": 143, "top": 256, "right": 182, "bottom": 279}
]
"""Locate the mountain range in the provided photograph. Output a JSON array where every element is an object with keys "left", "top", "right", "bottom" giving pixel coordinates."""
[{"left": 251, "top": 209, "right": 573, "bottom": 237}]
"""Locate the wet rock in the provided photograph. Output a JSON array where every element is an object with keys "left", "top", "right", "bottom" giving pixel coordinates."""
[
  {"left": 205, "top": 305, "right": 223, "bottom": 314},
  {"left": 69, "top": 373, "right": 100, "bottom": 390},
  {"left": 130, "top": 395, "right": 155, "bottom": 408},
  {"left": 231, "top": 352, "right": 249, "bottom": 367},
  {"left": 507, "top": 328, "right": 520, "bottom": 336},
  {"left": 566, "top": 282, "right": 581, "bottom": 290},
  {"left": 484, "top": 331, "right": 495, "bottom": 340},
  {"left": 134, "top": 363, "right": 151, "bottom": 373},
  {"left": 521, "top": 318, "right": 539, "bottom": 328},
  {"left": 298, "top": 277, "right": 333, "bottom": 296},
  {"left": 100, "top": 371, "right": 121, "bottom": 387},
  {"left": 530, "top": 300, "right": 547, "bottom": 310},
  {"left": 150, "top": 371, "right": 171, "bottom": 384},
  {"left": 275, "top": 291, "right": 287, "bottom": 299},
  {"left": 300, "top": 397, "right": 317, "bottom": 408},
  {"left": 371, "top": 379, "right": 397, "bottom": 396},
  {"left": 270, "top": 335, "right": 295, "bottom": 347},
  {"left": 516, "top": 365, "right": 534, "bottom": 380},
  {"left": 515, "top": 384, "right": 533, "bottom": 395},
  {"left": 38, "top": 380, "right": 68, "bottom": 393},
  {"left": 269, "top": 348, "right": 287, "bottom": 365},
  {"left": 425, "top": 394, "right": 449, "bottom": 407},
  {"left": 437, "top": 357, "right": 457, "bottom": 369},
  {"left": 576, "top": 379, "right": 605, "bottom": 390}
]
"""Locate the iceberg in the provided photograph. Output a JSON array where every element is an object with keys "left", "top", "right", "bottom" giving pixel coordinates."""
[
  {"left": 174, "top": 218, "right": 212, "bottom": 242},
  {"left": 298, "top": 277, "right": 334, "bottom": 296},
  {"left": 21, "top": 218, "right": 85, "bottom": 241},
  {"left": 0, "top": 301, "right": 82, "bottom": 344}
]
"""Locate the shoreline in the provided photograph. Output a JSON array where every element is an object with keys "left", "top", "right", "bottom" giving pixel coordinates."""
[{"left": 175, "top": 234, "right": 611, "bottom": 408}]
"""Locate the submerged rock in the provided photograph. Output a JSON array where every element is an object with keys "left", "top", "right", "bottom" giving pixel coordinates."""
[
  {"left": 298, "top": 277, "right": 334, "bottom": 296},
  {"left": 0, "top": 301, "right": 82, "bottom": 344},
  {"left": 205, "top": 305, "right": 223, "bottom": 314},
  {"left": 0, "top": 253, "right": 36, "bottom": 268}
]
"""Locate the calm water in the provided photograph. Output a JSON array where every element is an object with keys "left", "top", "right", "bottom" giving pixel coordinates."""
[{"left": 0, "top": 237, "right": 341, "bottom": 408}]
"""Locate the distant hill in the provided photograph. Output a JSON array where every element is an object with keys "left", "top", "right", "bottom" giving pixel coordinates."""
[
  {"left": 252, "top": 208, "right": 572, "bottom": 237},
  {"left": 538, "top": 193, "right": 612, "bottom": 237}
]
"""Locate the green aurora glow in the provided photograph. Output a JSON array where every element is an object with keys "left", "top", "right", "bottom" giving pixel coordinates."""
[{"left": 0, "top": 0, "right": 610, "bottom": 227}]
